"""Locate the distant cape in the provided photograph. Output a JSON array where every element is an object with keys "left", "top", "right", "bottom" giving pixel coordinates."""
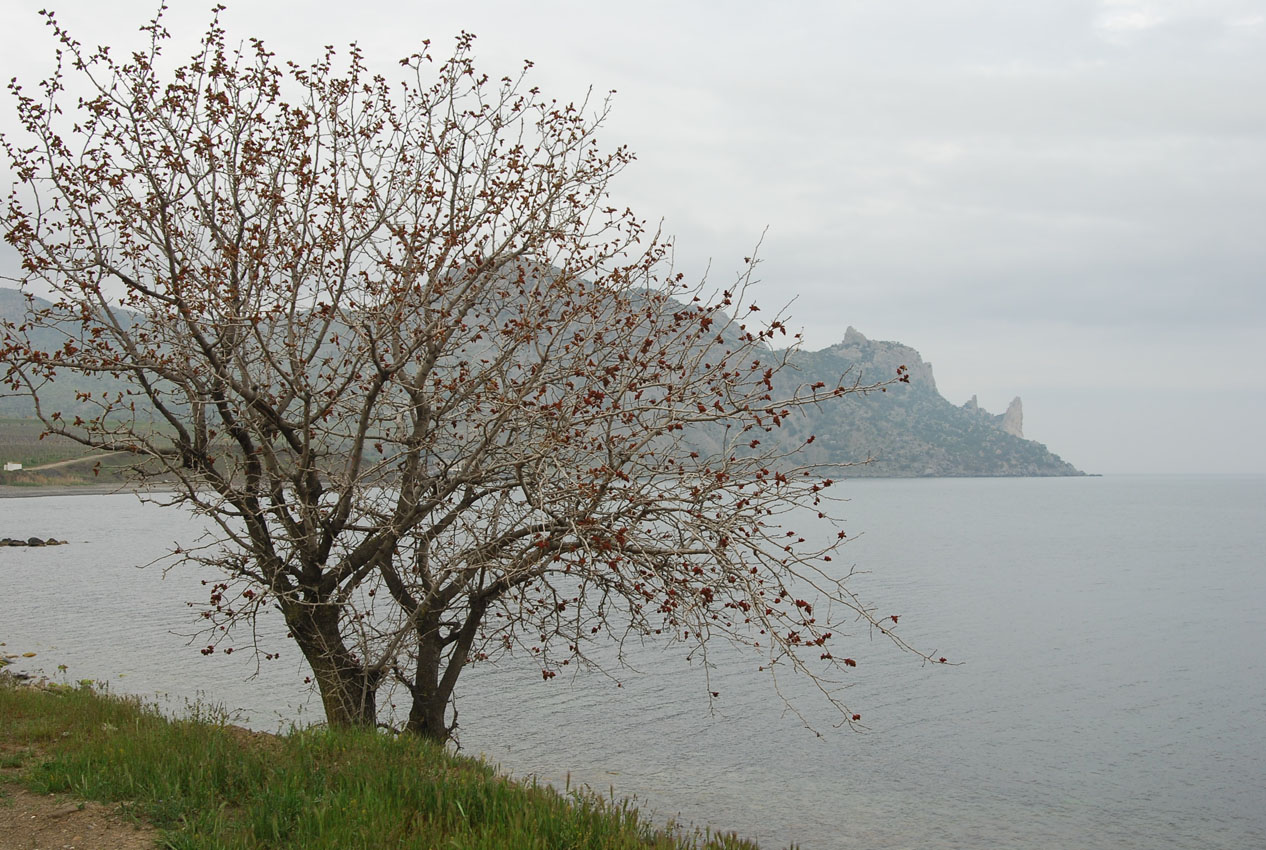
[{"left": 783, "top": 327, "right": 1083, "bottom": 477}]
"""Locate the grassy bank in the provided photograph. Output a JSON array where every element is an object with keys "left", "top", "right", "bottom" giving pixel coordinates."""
[{"left": 0, "top": 679, "right": 760, "bottom": 849}]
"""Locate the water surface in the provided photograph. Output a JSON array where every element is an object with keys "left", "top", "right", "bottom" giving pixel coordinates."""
[{"left": 2, "top": 475, "right": 1263, "bottom": 849}]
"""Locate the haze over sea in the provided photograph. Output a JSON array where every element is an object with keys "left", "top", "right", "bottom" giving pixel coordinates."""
[{"left": 2, "top": 474, "right": 1263, "bottom": 849}]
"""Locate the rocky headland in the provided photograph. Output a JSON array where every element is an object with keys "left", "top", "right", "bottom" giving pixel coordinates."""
[{"left": 786, "top": 327, "right": 1083, "bottom": 477}]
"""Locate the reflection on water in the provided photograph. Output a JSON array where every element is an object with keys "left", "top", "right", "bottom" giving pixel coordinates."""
[{"left": 2, "top": 476, "right": 1264, "bottom": 849}]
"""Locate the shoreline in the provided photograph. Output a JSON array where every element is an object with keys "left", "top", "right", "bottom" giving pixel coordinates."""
[{"left": 0, "top": 483, "right": 141, "bottom": 499}]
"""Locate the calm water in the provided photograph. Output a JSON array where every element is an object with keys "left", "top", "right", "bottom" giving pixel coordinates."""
[{"left": 2, "top": 475, "right": 1263, "bottom": 849}]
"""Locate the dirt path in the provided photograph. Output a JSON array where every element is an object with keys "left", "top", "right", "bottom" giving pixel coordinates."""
[
  {"left": 0, "top": 783, "right": 159, "bottom": 850},
  {"left": 0, "top": 689, "right": 160, "bottom": 850},
  {"left": 16, "top": 454, "right": 112, "bottom": 473},
  {"left": 0, "top": 693, "right": 279, "bottom": 849}
]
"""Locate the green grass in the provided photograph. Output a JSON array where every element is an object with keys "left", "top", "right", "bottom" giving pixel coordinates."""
[{"left": 0, "top": 679, "right": 760, "bottom": 849}]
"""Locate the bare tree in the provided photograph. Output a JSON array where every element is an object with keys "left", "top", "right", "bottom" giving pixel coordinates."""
[{"left": 2, "top": 9, "right": 933, "bottom": 741}]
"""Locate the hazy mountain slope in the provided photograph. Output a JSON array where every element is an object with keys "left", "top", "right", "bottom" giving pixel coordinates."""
[
  {"left": 1, "top": 288, "right": 1083, "bottom": 476},
  {"left": 0, "top": 288, "right": 135, "bottom": 419}
]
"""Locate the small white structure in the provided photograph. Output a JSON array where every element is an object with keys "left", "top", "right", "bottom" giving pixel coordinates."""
[{"left": 3, "top": 462, "right": 22, "bottom": 472}]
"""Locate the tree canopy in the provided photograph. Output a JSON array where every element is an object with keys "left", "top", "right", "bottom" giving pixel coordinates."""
[{"left": 2, "top": 8, "right": 934, "bottom": 740}]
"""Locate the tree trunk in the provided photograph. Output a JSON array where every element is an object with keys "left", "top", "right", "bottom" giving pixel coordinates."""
[
  {"left": 308, "top": 648, "right": 378, "bottom": 729},
  {"left": 284, "top": 600, "right": 378, "bottom": 728},
  {"left": 406, "top": 686, "right": 450, "bottom": 743},
  {"left": 404, "top": 616, "right": 452, "bottom": 742}
]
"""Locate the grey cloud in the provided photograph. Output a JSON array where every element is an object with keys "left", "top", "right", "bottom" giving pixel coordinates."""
[{"left": 2, "top": 0, "right": 1262, "bottom": 472}]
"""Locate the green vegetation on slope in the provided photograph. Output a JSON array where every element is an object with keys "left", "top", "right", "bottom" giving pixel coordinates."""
[
  {"left": 0, "top": 678, "right": 759, "bottom": 850},
  {"left": 0, "top": 417, "right": 92, "bottom": 466},
  {"left": 0, "top": 418, "right": 135, "bottom": 486}
]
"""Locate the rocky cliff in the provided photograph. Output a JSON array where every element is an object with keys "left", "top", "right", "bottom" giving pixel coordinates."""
[
  {"left": 963, "top": 394, "right": 1024, "bottom": 439},
  {"left": 783, "top": 328, "right": 1083, "bottom": 477}
]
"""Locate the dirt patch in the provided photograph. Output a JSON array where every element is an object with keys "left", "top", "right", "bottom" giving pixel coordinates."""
[
  {"left": 0, "top": 696, "right": 162, "bottom": 850},
  {"left": 0, "top": 718, "right": 278, "bottom": 849},
  {"left": 0, "top": 785, "right": 159, "bottom": 850}
]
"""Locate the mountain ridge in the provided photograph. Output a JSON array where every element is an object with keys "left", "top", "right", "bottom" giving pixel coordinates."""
[{"left": 0, "top": 287, "right": 1084, "bottom": 477}]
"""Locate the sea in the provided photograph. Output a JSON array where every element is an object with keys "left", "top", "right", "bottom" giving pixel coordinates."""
[{"left": 2, "top": 474, "right": 1263, "bottom": 850}]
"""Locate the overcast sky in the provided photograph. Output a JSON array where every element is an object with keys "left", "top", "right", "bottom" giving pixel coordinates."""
[{"left": 2, "top": 0, "right": 1263, "bottom": 474}]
